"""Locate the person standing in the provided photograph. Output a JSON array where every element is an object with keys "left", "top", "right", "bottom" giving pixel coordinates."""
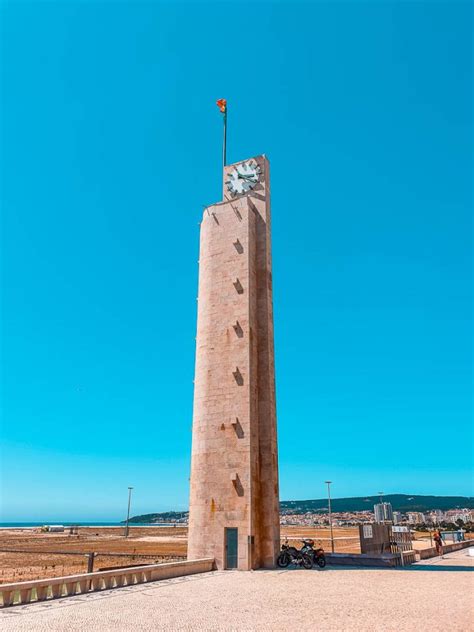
[{"left": 433, "top": 529, "right": 444, "bottom": 558}]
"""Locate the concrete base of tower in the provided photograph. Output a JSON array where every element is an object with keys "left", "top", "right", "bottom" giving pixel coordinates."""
[{"left": 188, "top": 525, "right": 279, "bottom": 571}]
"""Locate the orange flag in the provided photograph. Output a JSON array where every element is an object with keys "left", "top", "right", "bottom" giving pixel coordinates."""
[{"left": 216, "top": 98, "right": 227, "bottom": 114}]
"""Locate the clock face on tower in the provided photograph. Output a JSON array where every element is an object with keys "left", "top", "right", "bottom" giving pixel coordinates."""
[{"left": 225, "top": 160, "right": 261, "bottom": 196}]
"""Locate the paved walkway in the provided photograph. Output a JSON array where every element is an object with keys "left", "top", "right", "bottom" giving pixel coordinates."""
[{"left": 1, "top": 549, "right": 473, "bottom": 631}]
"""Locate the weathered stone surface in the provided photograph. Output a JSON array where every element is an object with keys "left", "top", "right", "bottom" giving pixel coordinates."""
[{"left": 188, "top": 155, "right": 280, "bottom": 570}]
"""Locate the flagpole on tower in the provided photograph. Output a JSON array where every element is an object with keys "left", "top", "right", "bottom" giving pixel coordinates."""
[
  {"left": 216, "top": 99, "right": 227, "bottom": 172},
  {"left": 223, "top": 106, "right": 227, "bottom": 168}
]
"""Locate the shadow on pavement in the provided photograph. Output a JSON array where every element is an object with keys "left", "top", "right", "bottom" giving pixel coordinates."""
[
  {"left": 402, "top": 564, "right": 474, "bottom": 572},
  {"left": 318, "top": 564, "right": 473, "bottom": 573}
]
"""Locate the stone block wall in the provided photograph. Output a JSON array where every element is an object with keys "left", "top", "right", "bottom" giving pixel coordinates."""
[{"left": 188, "top": 156, "right": 279, "bottom": 570}]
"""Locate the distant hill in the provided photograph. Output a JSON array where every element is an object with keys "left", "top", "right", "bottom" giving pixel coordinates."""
[
  {"left": 128, "top": 511, "right": 188, "bottom": 524},
  {"left": 280, "top": 494, "right": 473, "bottom": 514},
  {"left": 127, "top": 494, "right": 473, "bottom": 523}
]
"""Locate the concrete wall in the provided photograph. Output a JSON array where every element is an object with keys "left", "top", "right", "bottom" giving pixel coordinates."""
[
  {"left": 1, "top": 559, "right": 215, "bottom": 607},
  {"left": 418, "top": 539, "right": 472, "bottom": 560},
  {"left": 326, "top": 553, "right": 400, "bottom": 568}
]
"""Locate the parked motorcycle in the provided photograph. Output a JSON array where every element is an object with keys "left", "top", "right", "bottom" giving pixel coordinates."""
[
  {"left": 300, "top": 538, "right": 326, "bottom": 568},
  {"left": 277, "top": 539, "right": 313, "bottom": 569}
]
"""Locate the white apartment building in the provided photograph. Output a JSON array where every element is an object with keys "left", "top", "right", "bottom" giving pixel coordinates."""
[
  {"left": 374, "top": 502, "right": 394, "bottom": 523},
  {"left": 407, "top": 512, "right": 425, "bottom": 525}
]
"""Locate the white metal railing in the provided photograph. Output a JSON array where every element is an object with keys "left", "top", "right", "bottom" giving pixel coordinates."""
[{"left": 0, "top": 558, "right": 214, "bottom": 607}]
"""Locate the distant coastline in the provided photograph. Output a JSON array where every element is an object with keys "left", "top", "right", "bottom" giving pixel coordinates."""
[{"left": 128, "top": 494, "right": 474, "bottom": 524}]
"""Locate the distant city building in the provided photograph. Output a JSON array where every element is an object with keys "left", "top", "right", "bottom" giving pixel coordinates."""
[
  {"left": 374, "top": 502, "right": 393, "bottom": 523},
  {"left": 447, "top": 510, "right": 473, "bottom": 524},
  {"left": 407, "top": 512, "right": 425, "bottom": 525},
  {"left": 425, "top": 510, "right": 445, "bottom": 525},
  {"left": 393, "top": 511, "right": 403, "bottom": 525},
  {"left": 434, "top": 509, "right": 445, "bottom": 522}
]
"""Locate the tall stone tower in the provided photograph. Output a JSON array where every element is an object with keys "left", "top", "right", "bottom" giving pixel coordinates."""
[{"left": 188, "top": 155, "right": 280, "bottom": 570}]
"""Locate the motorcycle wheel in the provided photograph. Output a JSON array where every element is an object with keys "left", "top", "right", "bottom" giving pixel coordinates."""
[
  {"left": 277, "top": 552, "right": 290, "bottom": 568},
  {"left": 316, "top": 556, "right": 326, "bottom": 568},
  {"left": 302, "top": 554, "right": 313, "bottom": 569}
]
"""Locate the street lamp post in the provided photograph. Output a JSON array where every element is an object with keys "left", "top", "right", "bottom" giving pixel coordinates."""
[
  {"left": 124, "top": 486, "right": 133, "bottom": 538},
  {"left": 325, "top": 480, "right": 334, "bottom": 553}
]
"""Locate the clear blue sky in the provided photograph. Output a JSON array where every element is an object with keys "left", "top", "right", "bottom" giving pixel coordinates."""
[{"left": 1, "top": 2, "right": 472, "bottom": 521}]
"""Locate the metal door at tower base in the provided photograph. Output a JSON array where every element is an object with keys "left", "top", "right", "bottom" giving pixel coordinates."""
[{"left": 225, "top": 528, "right": 238, "bottom": 569}]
